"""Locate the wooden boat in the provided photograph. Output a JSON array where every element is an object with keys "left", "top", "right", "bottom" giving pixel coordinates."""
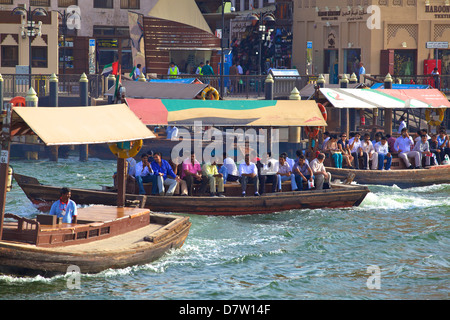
[
  {"left": 0, "top": 104, "right": 191, "bottom": 277},
  {"left": 0, "top": 206, "right": 191, "bottom": 277},
  {"left": 14, "top": 173, "right": 370, "bottom": 216},
  {"left": 326, "top": 165, "right": 450, "bottom": 188}
]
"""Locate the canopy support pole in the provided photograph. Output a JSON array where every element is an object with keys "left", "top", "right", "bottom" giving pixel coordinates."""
[
  {"left": 117, "top": 157, "right": 126, "bottom": 208},
  {"left": 0, "top": 105, "right": 11, "bottom": 240}
]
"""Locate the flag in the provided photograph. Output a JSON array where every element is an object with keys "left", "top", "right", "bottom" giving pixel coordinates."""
[
  {"left": 114, "top": 64, "right": 122, "bottom": 99},
  {"left": 101, "top": 61, "right": 119, "bottom": 76},
  {"left": 129, "top": 66, "right": 136, "bottom": 79}
]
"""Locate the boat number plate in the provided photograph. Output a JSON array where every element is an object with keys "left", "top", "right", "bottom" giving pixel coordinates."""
[{"left": 0, "top": 150, "right": 8, "bottom": 163}]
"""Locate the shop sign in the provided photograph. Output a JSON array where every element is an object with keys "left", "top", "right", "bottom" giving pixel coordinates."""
[
  {"left": 426, "top": 41, "right": 449, "bottom": 49},
  {"left": 97, "top": 39, "right": 118, "bottom": 48},
  {"left": 424, "top": 4, "right": 450, "bottom": 18}
]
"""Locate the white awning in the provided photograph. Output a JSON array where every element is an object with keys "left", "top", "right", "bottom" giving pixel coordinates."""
[
  {"left": 320, "top": 88, "right": 450, "bottom": 109},
  {"left": 11, "top": 104, "right": 155, "bottom": 146}
]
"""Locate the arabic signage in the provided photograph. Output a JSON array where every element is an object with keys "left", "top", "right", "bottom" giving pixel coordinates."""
[
  {"left": 317, "top": 7, "right": 368, "bottom": 22},
  {"left": 426, "top": 41, "right": 449, "bottom": 49}
]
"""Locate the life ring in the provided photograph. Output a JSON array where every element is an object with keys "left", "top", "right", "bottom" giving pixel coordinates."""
[
  {"left": 318, "top": 103, "right": 327, "bottom": 121},
  {"left": 108, "top": 140, "right": 143, "bottom": 159},
  {"left": 425, "top": 108, "right": 445, "bottom": 127},
  {"left": 201, "top": 87, "right": 220, "bottom": 100},
  {"left": 10, "top": 96, "right": 26, "bottom": 107},
  {"left": 304, "top": 126, "right": 320, "bottom": 138}
]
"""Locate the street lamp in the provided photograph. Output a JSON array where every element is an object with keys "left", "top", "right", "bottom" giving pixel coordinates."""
[
  {"left": 12, "top": 6, "right": 47, "bottom": 88},
  {"left": 54, "top": 8, "right": 80, "bottom": 75},
  {"left": 248, "top": 13, "right": 275, "bottom": 75}
]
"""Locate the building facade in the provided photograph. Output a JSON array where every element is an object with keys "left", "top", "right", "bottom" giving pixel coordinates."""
[
  {"left": 292, "top": 0, "right": 450, "bottom": 82},
  {"left": 0, "top": 8, "right": 59, "bottom": 75}
]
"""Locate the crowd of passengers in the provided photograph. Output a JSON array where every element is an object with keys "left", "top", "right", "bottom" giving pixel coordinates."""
[
  {"left": 319, "top": 126, "right": 450, "bottom": 170},
  {"left": 116, "top": 148, "right": 332, "bottom": 197}
]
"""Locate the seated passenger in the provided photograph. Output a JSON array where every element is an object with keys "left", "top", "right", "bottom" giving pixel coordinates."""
[
  {"left": 429, "top": 134, "right": 440, "bottom": 165},
  {"left": 413, "top": 134, "right": 432, "bottom": 168},
  {"left": 135, "top": 153, "right": 159, "bottom": 195},
  {"left": 310, "top": 153, "right": 331, "bottom": 190},
  {"left": 202, "top": 160, "right": 225, "bottom": 197},
  {"left": 374, "top": 136, "right": 392, "bottom": 170},
  {"left": 151, "top": 152, "right": 180, "bottom": 196},
  {"left": 223, "top": 152, "right": 240, "bottom": 182},
  {"left": 324, "top": 134, "right": 343, "bottom": 168},
  {"left": 258, "top": 152, "right": 278, "bottom": 194},
  {"left": 181, "top": 152, "right": 208, "bottom": 196},
  {"left": 276, "top": 154, "right": 298, "bottom": 192},
  {"left": 239, "top": 154, "right": 259, "bottom": 197},
  {"left": 337, "top": 133, "right": 354, "bottom": 168},
  {"left": 293, "top": 155, "right": 314, "bottom": 191},
  {"left": 361, "top": 133, "right": 378, "bottom": 170},
  {"left": 349, "top": 132, "right": 363, "bottom": 169},
  {"left": 394, "top": 128, "right": 421, "bottom": 169}
]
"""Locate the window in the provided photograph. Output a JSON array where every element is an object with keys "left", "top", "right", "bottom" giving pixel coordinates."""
[
  {"left": 32, "top": 46, "right": 48, "bottom": 68},
  {"left": 31, "top": 0, "right": 50, "bottom": 6},
  {"left": 58, "top": 0, "right": 78, "bottom": 7},
  {"left": 1, "top": 46, "right": 18, "bottom": 67},
  {"left": 120, "top": 0, "right": 140, "bottom": 9},
  {"left": 94, "top": 0, "right": 113, "bottom": 8}
]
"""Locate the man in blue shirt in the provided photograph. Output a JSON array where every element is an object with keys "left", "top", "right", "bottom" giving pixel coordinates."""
[
  {"left": 437, "top": 129, "right": 450, "bottom": 163},
  {"left": 151, "top": 152, "right": 179, "bottom": 196},
  {"left": 49, "top": 187, "right": 77, "bottom": 224}
]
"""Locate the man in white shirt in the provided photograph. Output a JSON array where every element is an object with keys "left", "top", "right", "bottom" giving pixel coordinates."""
[
  {"left": 258, "top": 152, "right": 278, "bottom": 194},
  {"left": 135, "top": 153, "right": 159, "bottom": 195},
  {"left": 239, "top": 154, "right": 259, "bottom": 196},
  {"left": 413, "top": 134, "right": 432, "bottom": 167},
  {"left": 361, "top": 133, "right": 378, "bottom": 170},
  {"left": 310, "top": 153, "right": 331, "bottom": 190},
  {"left": 349, "top": 132, "right": 363, "bottom": 169},
  {"left": 276, "top": 154, "right": 298, "bottom": 192},
  {"left": 223, "top": 152, "right": 240, "bottom": 182},
  {"left": 394, "top": 128, "right": 421, "bottom": 169},
  {"left": 374, "top": 136, "right": 392, "bottom": 170}
]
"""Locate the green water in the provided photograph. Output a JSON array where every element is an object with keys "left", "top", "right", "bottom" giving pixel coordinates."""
[{"left": 0, "top": 158, "right": 449, "bottom": 300}]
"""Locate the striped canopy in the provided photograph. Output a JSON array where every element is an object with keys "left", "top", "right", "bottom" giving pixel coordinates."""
[
  {"left": 320, "top": 88, "right": 450, "bottom": 109},
  {"left": 125, "top": 98, "right": 327, "bottom": 127}
]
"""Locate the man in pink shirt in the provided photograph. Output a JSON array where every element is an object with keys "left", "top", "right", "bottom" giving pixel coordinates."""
[{"left": 182, "top": 152, "right": 208, "bottom": 196}]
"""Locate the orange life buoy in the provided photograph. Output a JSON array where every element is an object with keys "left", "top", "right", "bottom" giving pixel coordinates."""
[
  {"left": 318, "top": 103, "right": 327, "bottom": 121},
  {"left": 10, "top": 96, "right": 26, "bottom": 107},
  {"left": 304, "top": 126, "right": 320, "bottom": 138}
]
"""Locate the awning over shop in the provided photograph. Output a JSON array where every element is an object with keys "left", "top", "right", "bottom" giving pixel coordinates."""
[
  {"left": 125, "top": 98, "right": 327, "bottom": 127},
  {"left": 11, "top": 104, "right": 155, "bottom": 146},
  {"left": 105, "top": 79, "right": 208, "bottom": 99},
  {"left": 320, "top": 88, "right": 450, "bottom": 109}
]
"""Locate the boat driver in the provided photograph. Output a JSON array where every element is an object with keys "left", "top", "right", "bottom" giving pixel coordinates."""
[{"left": 49, "top": 187, "right": 77, "bottom": 224}]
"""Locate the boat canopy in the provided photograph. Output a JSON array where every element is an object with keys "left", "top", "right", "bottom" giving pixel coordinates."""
[
  {"left": 320, "top": 88, "right": 450, "bottom": 109},
  {"left": 105, "top": 79, "right": 208, "bottom": 99},
  {"left": 125, "top": 98, "right": 328, "bottom": 127},
  {"left": 10, "top": 104, "right": 155, "bottom": 146}
]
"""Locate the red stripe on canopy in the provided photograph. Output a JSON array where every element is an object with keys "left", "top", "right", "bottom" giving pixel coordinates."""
[{"left": 126, "top": 98, "right": 168, "bottom": 125}]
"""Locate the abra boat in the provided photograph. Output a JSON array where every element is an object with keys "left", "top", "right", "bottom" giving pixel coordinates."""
[
  {"left": 14, "top": 173, "right": 370, "bottom": 216},
  {"left": 326, "top": 165, "right": 450, "bottom": 188},
  {"left": 0, "top": 104, "right": 191, "bottom": 276},
  {"left": 0, "top": 206, "right": 190, "bottom": 276}
]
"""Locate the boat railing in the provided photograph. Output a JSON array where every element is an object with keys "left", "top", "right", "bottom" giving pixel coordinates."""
[{"left": 2, "top": 213, "right": 39, "bottom": 244}]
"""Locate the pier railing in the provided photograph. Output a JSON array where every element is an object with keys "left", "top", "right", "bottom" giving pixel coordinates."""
[
  {"left": 1, "top": 74, "right": 104, "bottom": 99},
  {"left": 369, "top": 74, "right": 450, "bottom": 93}
]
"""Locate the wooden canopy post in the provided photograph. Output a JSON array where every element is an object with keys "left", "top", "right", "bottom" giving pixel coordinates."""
[
  {"left": 116, "top": 157, "right": 126, "bottom": 208},
  {"left": 0, "top": 105, "right": 11, "bottom": 240},
  {"left": 384, "top": 73, "right": 393, "bottom": 135}
]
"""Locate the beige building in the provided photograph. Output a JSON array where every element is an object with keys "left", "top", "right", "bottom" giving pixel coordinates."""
[
  {"left": 292, "top": 0, "right": 450, "bottom": 83},
  {"left": 0, "top": 9, "right": 59, "bottom": 75}
]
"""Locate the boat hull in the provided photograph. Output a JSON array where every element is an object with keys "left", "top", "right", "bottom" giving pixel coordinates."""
[
  {"left": 14, "top": 174, "right": 370, "bottom": 216},
  {"left": 326, "top": 165, "right": 450, "bottom": 188},
  {"left": 0, "top": 213, "right": 191, "bottom": 277}
]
